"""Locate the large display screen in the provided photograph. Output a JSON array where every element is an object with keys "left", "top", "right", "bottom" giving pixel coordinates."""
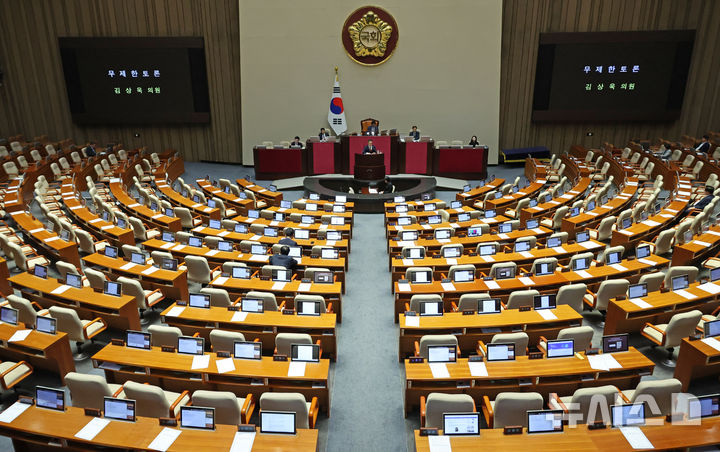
[
  {"left": 59, "top": 37, "right": 210, "bottom": 124},
  {"left": 532, "top": 31, "right": 695, "bottom": 122}
]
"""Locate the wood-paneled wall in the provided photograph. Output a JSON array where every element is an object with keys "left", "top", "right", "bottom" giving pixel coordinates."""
[
  {"left": 0, "top": 0, "right": 242, "bottom": 162},
  {"left": 500, "top": 0, "right": 720, "bottom": 153}
]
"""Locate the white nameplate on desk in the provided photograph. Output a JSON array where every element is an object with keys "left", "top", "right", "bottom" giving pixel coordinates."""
[
  {"left": 75, "top": 417, "right": 111, "bottom": 441},
  {"left": 637, "top": 258, "right": 656, "bottom": 266},
  {"left": 480, "top": 255, "right": 495, "bottom": 263},
  {"left": 271, "top": 282, "right": 287, "bottom": 291},
  {"left": 441, "top": 282, "right": 456, "bottom": 291},
  {"left": 694, "top": 240, "right": 711, "bottom": 247},
  {"left": 50, "top": 284, "right": 72, "bottom": 295},
  {"left": 429, "top": 363, "right": 450, "bottom": 379},
  {"left": 141, "top": 266, "right": 159, "bottom": 275},
  {"left": 574, "top": 270, "right": 592, "bottom": 279},
  {"left": 218, "top": 230, "right": 230, "bottom": 237},
  {"left": 160, "top": 242, "right": 173, "bottom": 249},
  {"left": 497, "top": 233, "right": 509, "bottom": 240},
  {"left": 445, "top": 258, "right": 457, "bottom": 266},
  {"left": 537, "top": 309, "right": 557, "bottom": 320},
  {"left": 8, "top": 330, "right": 32, "bottom": 342},
  {"left": 519, "top": 251, "right": 533, "bottom": 258},
  {"left": 610, "top": 263, "right": 628, "bottom": 272},
  {"left": 249, "top": 254, "right": 268, "bottom": 262},
  {"left": 578, "top": 241, "right": 597, "bottom": 249},
  {"left": 120, "top": 262, "right": 136, "bottom": 271},
  {"left": 674, "top": 289, "right": 694, "bottom": 300}
]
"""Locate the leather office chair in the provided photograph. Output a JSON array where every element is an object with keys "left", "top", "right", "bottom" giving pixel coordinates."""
[
  {"left": 7, "top": 294, "right": 49, "bottom": 326},
  {"left": 69, "top": 151, "right": 81, "bottom": 164},
  {"left": 294, "top": 294, "right": 331, "bottom": 314},
  {"left": 487, "top": 262, "right": 516, "bottom": 279},
  {"left": 528, "top": 257, "right": 557, "bottom": 275},
  {"left": 129, "top": 217, "right": 161, "bottom": 241},
  {"left": 638, "top": 272, "right": 664, "bottom": 292},
  {"left": 592, "top": 162, "right": 610, "bottom": 181},
  {"left": 674, "top": 221, "right": 692, "bottom": 245},
  {"left": 16, "top": 155, "right": 28, "bottom": 169},
  {"left": 360, "top": 118, "right": 379, "bottom": 134},
  {"left": 49, "top": 306, "right": 107, "bottom": 360},
  {"left": 222, "top": 262, "right": 247, "bottom": 275},
  {"left": 117, "top": 276, "right": 164, "bottom": 323},
  {"left": 261, "top": 265, "right": 288, "bottom": 278},
  {"left": 438, "top": 210, "right": 450, "bottom": 222},
  {"left": 505, "top": 198, "right": 529, "bottom": 219},
  {"left": 407, "top": 294, "right": 443, "bottom": 313},
  {"left": 416, "top": 335, "right": 458, "bottom": 360},
  {"left": 192, "top": 390, "right": 255, "bottom": 425},
  {"left": 584, "top": 279, "right": 629, "bottom": 313},
  {"left": 239, "top": 240, "right": 261, "bottom": 253},
  {"left": 549, "top": 385, "right": 620, "bottom": 423},
  {"left": 0, "top": 360, "right": 32, "bottom": 392},
  {"left": 66, "top": 372, "right": 125, "bottom": 410},
  {"left": 221, "top": 219, "right": 238, "bottom": 231},
  {"left": 632, "top": 202, "right": 648, "bottom": 222},
  {"left": 485, "top": 332, "right": 529, "bottom": 356},
  {"left": 420, "top": 393, "right": 475, "bottom": 428},
  {"left": 596, "top": 246, "right": 624, "bottom": 264},
  {"left": 123, "top": 381, "right": 189, "bottom": 418},
  {"left": 653, "top": 229, "right": 675, "bottom": 255},
  {"left": 663, "top": 266, "right": 698, "bottom": 288},
  {"left": 537, "top": 326, "right": 593, "bottom": 354},
  {"left": 212, "top": 197, "right": 237, "bottom": 217},
  {"left": 148, "top": 325, "right": 183, "bottom": 348},
  {"left": 556, "top": 283, "right": 587, "bottom": 313},
  {"left": 455, "top": 293, "right": 491, "bottom": 312},
  {"left": 200, "top": 287, "right": 232, "bottom": 308},
  {"left": 540, "top": 206, "right": 568, "bottom": 230},
  {"left": 259, "top": 392, "right": 318, "bottom": 429},
  {"left": 175, "top": 207, "right": 202, "bottom": 228},
  {"left": 405, "top": 267, "right": 433, "bottom": 282},
  {"left": 482, "top": 392, "right": 543, "bottom": 428},
  {"left": 401, "top": 246, "right": 426, "bottom": 259},
  {"left": 209, "top": 330, "right": 246, "bottom": 353},
  {"left": 185, "top": 256, "right": 221, "bottom": 284},
  {"left": 84, "top": 268, "right": 107, "bottom": 291},
  {"left": 618, "top": 378, "right": 682, "bottom": 417},
  {"left": 275, "top": 333, "right": 319, "bottom": 357},
  {"left": 8, "top": 243, "right": 49, "bottom": 272},
  {"left": 55, "top": 261, "right": 83, "bottom": 283},
  {"left": 447, "top": 264, "right": 474, "bottom": 281},
  {"left": 245, "top": 291, "right": 281, "bottom": 311},
  {"left": 642, "top": 310, "right": 703, "bottom": 367},
  {"left": 506, "top": 289, "right": 539, "bottom": 310}
]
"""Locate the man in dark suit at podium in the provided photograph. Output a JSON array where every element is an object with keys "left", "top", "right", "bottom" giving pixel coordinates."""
[
  {"left": 289, "top": 136, "right": 303, "bottom": 148},
  {"left": 366, "top": 120, "right": 379, "bottom": 136},
  {"left": 319, "top": 128, "right": 329, "bottom": 141},
  {"left": 363, "top": 140, "right": 378, "bottom": 154},
  {"left": 409, "top": 126, "right": 420, "bottom": 141}
]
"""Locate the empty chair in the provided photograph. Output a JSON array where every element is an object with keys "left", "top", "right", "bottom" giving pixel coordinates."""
[
  {"left": 618, "top": 378, "right": 682, "bottom": 417},
  {"left": 294, "top": 294, "right": 329, "bottom": 313},
  {"left": 148, "top": 325, "right": 183, "bottom": 348},
  {"left": 65, "top": 372, "right": 125, "bottom": 410},
  {"left": 122, "top": 380, "right": 190, "bottom": 418},
  {"left": 488, "top": 262, "right": 516, "bottom": 279},
  {"left": 2, "top": 161, "right": 19, "bottom": 178},
  {"left": 540, "top": 206, "right": 569, "bottom": 229},
  {"left": 0, "top": 360, "right": 33, "bottom": 392},
  {"left": 549, "top": 385, "right": 620, "bottom": 423},
  {"left": 638, "top": 272, "right": 664, "bottom": 292},
  {"left": 175, "top": 207, "right": 202, "bottom": 228},
  {"left": 406, "top": 267, "right": 433, "bottom": 282},
  {"left": 192, "top": 390, "right": 255, "bottom": 425},
  {"left": 49, "top": 306, "right": 107, "bottom": 360},
  {"left": 584, "top": 279, "right": 629, "bottom": 312},
  {"left": 420, "top": 393, "right": 476, "bottom": 428},
  {"left": 653, "top": 229, "right": 675, "bottom": 255},
  {"left": 593, "top": 162, "right": 610, "bottom": 181},
  {"left": 641, "top": 310, "right": 703, "bottom": 367},
  {"left": 448, "top": 264, "right": 474, "bottom": 281},
  {"left": 117, "top": 276, "right": 164, "bottom": 322},
  {"left": 245, "top": 291, "right": 280, "bottom": 311},
  {"left": 663, "top": 266, "right": 698, "bottom": 288},
  {"left": 200, "top": 287, "right": 232, "bottom": 307},
  {"left": 632, "top": 202, "right": 647, "bottom": 222},
  {"left": 259, "top": 392, "right": 318, "bottom": 429},
  {"left": 209, "top": 330, "right": 246, "bottom": 353},
  {"left": 529, "top": 257, "right": 557, "bottom": 275},
  {"left": 7, "top": 294, "right": 49, "bottom": 325},
  {"left": 185, "top": 256, "right": 221, "bottom": 284},
  {"left": 16, "top": 155, "right": 28, "bottom": 169},
  {"left": 538, "top": 326, "right": 593, "bottom": 353},
  {"left": 55, "top": 261, "right": 82, "bottom": 282},
  {"left": 488, "top": 332, "right": 529, "bottom": 356},
  {"left": 456, "top": 293, "right": 491, "bottom": 312},
  {"left": 84, "top": 268, "right": 107, "bottom": 291},
  {"left": 408, "top": 294, "right": 443, "bottom": 313},
  {"left": 482, "top": 392, "right": 544, "bottom": 428},
  {"left": 129, "top": 217, "right": 161, "bottom": 241},
  {"left": 556, "top": 283, "right": 587, "bottom": 313},
  {"left": 597, "top": 245, "right": 624, "bottom": 264},
  {"left": 416, "top": 335, "right": 458, "bottom": 359},
  {"left": 275, "top": 332, "right": 314, "bottom": 356}
]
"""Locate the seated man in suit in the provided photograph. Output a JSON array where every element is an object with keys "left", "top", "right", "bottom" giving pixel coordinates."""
[
  {"left": 409, "top": 126, "right": 420, "bottom": 141},
  {"left": 289, "top": 136, "right": 303, "bottom": 148},
  {"left": 696, "top": 135, "right": 711, "bottom": 154},
  {"left": 381, "top": 176, "right": 394, "bottom": 193},
  {"left": 85, "top": 141, "right": 97, "bottom": 157},
  {"left": 366, "top": 120, "right": 379, "bottom": 136},
  {"left": 318, "top": 128, "right": 329, "bottom": 141},
  {"left": 694, "top": 185, "right": 715, "bottom": 210},
  {"left": 269, "top": 245, "right": 297, "bottom": 270},
  {"left": 362, "top": 140, "right": 378, "bottom": 154},
  {"left": 279, "top": 227, "right": 297, "bottom": 246}
]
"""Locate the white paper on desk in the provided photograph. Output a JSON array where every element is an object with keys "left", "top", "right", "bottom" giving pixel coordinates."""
[
  {"left": 166, "top": 306, "right": 185, "bottom": 317},
  {"left": 578, "top": 241, "right": 598, "bottom": 250},
  {"left": 192, "top": 226, "right": 204, "bottom": 233},
  {"left": 249, "top": 235, "right": 262, "bottom": 241},
  {"left": 629, "top": 298, "right": 652, "bottom": 309},
  {"left": 297, "top": 283, "right": 312, "bottom": 292},
  {"left": 421, "top": 224, "right": 431, "bottom": 230},
  {"left": 397, "top": 241, "right": 415, "bottom": 247},
  {"left": 674, "top": 289, "right": 694, "bottom": 300},
  {"left": 116, "top": 262, "right": 135, "bottom": 272},
  {"left": 537, "top": 310, "right": 557, "bottom": 320},
  {"left": 249, "top": 255, "right": 268, "bottom": 262},
  {"left": 0, "top": 401, "right": 30, "bottom": 423},
  {"left": 271, "top": 282, "right": 286, "bottom": 291},
  {"left": 428, "top": 435, "right": 452, "bottom": 452},
  {"left": 617, "top": 230, "right": 633, "bottom": 235},
  {"left": 701, "top": 337, "right": 720, "bottom": 352},
  {"left": 560, "top": 194, "right": 572, "bottom": 199},
  {"left": 397, "top": 283, "right": 411, "bottom": 292},
  {"left": 620, "top": 426, "right": 654, "bottom": 449},
  {"left": 659, "top": 213, "right": 673, "bottom": 219},
  {"left": 230, "top": 431, "right": 256, "bottom": 452},
  {"left": 70, "top": 205, "right": 82, "bottom": 210},
  {"left": 288, "top": 361, "right": 306, "bottom": 377},
  {"left": 75, "top": 417, "right": 110, "bottom": 441},
  {"left": 445, "top": 258, "right": 457, "bottom": 266},
  {"left": 270, "top": 221, "right": 279, "bottom": 227},
  {"left": 191, "top": 354, "right": 210, "bottom": 370},
  {"left": 480, "top": 218, "right": 493, "bottom": 224},
  {"left": 46, "top": 236, "right": 59, "bottom": 242},
  {"left": 29, "top": 228, "right": 43, "bottom": 234},
  {"left": 695, "top": 240, "right": 712, "bottom": 247},
  {"left": 141, "top": 266, "right": 159, "bottom": 275},
  {"left": 533, "top": 228, "right": 545, "bottom": 234},
  {"left": 638, "top": 258, "right": 656, "bottom": 267},
  {"left": 232, "top": 311, "right": 248, "bottom": 322},
  {"left": 205, "top": 249, "right": 220, "bottom": 257},
  {"left": 518, "top": 277, "right": 535, "bottom": 286},
  {"left": 551, "top": 246, "right": 565, "bottom": 253},
  {"left": 610, "top": 264, "right": 628, "bottom": 272},
  {"left": 395, "top": 225, "right": 404, "bottom": 231},
  {"left": 127, "top": 203, "right": 141, "bottom": 208},
  {"left": 213, "top": 276, "right": 228, "bottom": 285},
  {"left": 642, "top": 220, "right": 660, "bottom": 227},
  {"left": 480, "top": 255, "right": 495, "bottom": 263},
  {"left": 698, "top": 282, "right": 720, "bottom": 295},
  {"left": 217, "top": 230, "right": 230, "bottom": 237},
  {"left": 468, "top": 361, "right": 488, "bottom": 377},
  {"left": 485, "top": 280, "right": 500, "bottom": 290},
  {"left": 401, "top": 259, "right": 414, "bottom": 266},
  {"left": 497, "top": 233, "right": 509, "bottom": 240},
  {"left": 404, "top": 316, "right": 420, "bottom": 327},
  {"left": 160, "top": 242, "right": 173, "bottom": 249},
  {"left": 100, "top": 225, "right": 114, "bottom": 231},
  {"left": 429, "top": 363, "right": 450, "bottom": 379},
  {"left": 587, "top": 212, "right": 598, "bottom": 217},
  {"left": 8, "top": 330, "right": 32, "bottom": 342},
  {"left": 587, "top": 354, "right": 610, "bottom": 371},
  {"left": 147, "top": 427, "right": 182, "bottom": 451},
  {"left": 706, "top": 230, "right": 720, "bottom": 236},
  {"left": 574, "top": 270, "right": 592, "bottom": 279},
  {"left": 441, "top": 282, "right": 456, "bottom": 291},
  {"left": 437, "top": 239, "right": 450, "bottom": 244},
  {"left": 603, "top": 354, "right": 622, "bottom": 369},
  {"left": 519, "top": 251, "right": 533, "bottom": 258},
  {"left": 151, "top": 214, "right": 163, "bottom": 219},
  {"left": 172, "top": 244, "right": 185, "bottom": 251},
  {"left": 450, "top": 223, "right": 460, "bottom": 229},
  {"left": 216, "top": 358, "right": 236, "bottom": 374},
  {"left": 89, "top": 218, "right": 103, "bottom": 224},
  {"left": 50, "top": 284, "right": 71, "bottom": 295}
]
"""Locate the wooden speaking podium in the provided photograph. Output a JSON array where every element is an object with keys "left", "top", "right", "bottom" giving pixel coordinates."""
[{"left": 354, "top": 153, "right": 385, "bottom": 181}]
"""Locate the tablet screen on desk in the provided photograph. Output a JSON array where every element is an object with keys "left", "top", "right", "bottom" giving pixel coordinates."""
[
  {"left": 396, "top": 205, "right": 408, "bottom": 213},
  {"left": 0, "top": 307, "right": 18, "bottom": 325},
  {"left": 486, "top": 343, "right": 515, "bottom": 361},
  {"left": 394, "top": 196, "right": 405, "bottom": 203},
  {"left": 280, "top": 200, "right": 292, "bottom": 209},
  {"left": 208, "top": 219, "right": 221, "bottom": 229},
  {"left": 235, "top": 224, "right": 248, "bottom": 234},
  {"left": 178, "top": 336, "right": 204, "bottom": 355},
  {"left": 419, "top": 301, "right": 443, "bottom": 316},
  {"left": 131, "top": 252, "right": 146, "bottom": 265},
  {"left": 710, "top": 267, "right": 720, "bottom": 283},
  {"left": 498, "top": 223, "right": 512, "bottom": 234},
  {"left": 34, "top": 264, "right": 48, "bottom": 279},
  {"left": 232, "top": 267, "right": 251, "bottom": 279},
  {"left": 241, "top": 298, "right": 263, "bottom": 313},
  {"left": 207, "top": 199, "right": 216, "bottom": 209},
  {"left": 462, "top": 185, "right": 471, "bottom": 193},
  {"left": 36, "top": 316, "right": 56, "bottom": 334},
  {"left": 333, "top": 205, "right": 345, "bottom": 213},
  {"left": 586, "top": 201, "right": 596, "bottom": 211},
  {"left": 427, "top": 345, "right": 456, "bottom": 363},
  {"left": 628, "top": 283, "right": 647, "bottom": 299},
  {"left": 672, "top": 274, "right": 689, "bottom": 291},
  {"left": 272, "top": 269, "right": 290, "bottom": 282},
  {"left": 104, "top": 397, "right": 135, "bottom": 422},
  {"left": 164, "top": 208, "right": 174, "bottom": 217},
  {"left": 189, "top": 293, "right": 210, "bottom": 309},
  {"left": 161, "top": 232, "right": 174, "bottom": 242},
  {"left": 435, "top": 230, "right": 451, "bottom": 240},
  {"left": 457, "top": 213, "right": 471, "bottom": 222},
  {"left": 104, "top": 246, "right": 118, "bottom": 259},
  {"left": 572, "top": 257, "right": 590, "bottom": 271},
  {"left": 248, "top": 210, "right": 260, "bottom": 219},
  {"left": 251, "top": 244, "right": 266, "bottom": 255},
  {"left": 314, "top": 271, "right": 333, "bottom": 284},
  {"left": 180, "top": 406, "right": 215, "bottom": 430},
  {"left": 576, "top": 231, "right": 590, "bottom": 243},
  {"left": 546, "top": 237, "right": 561, "bottom": 248},
  {"left": 321, "top": 248, "right": 339, "bottom": 259},
  {"left": 533, "top": 294, "right": 556, "bottom": 310},
  {"left": 234, "top": 341, "right": 262, "bottom": 360},
  {"left": 330, "top": 216, "right": 344, "bottom": 225},
  {"left": 305, "top": 204, "right": 317, "bottom": 212},
  {"left": 478, "top": 299, "right": 502, "bottom": 314},
  {"left": 622, "top": 217, "right": 632, "bottom": 230},
  {"left": 264, "top": 227, "right": 278, "bottom": 237},
  {"left": 479, "top": 245, "right": 496, "bottom": 256},
  {"left": 298, "top": 300, "right": 321, "bottom": 316},
  {"left": 636, "top": 245, "right": 651, "bottom": 259},
  {"left": 410, "top": 270, "right": 431, "bottom": 284},
  {"left": 126, "top": 330, "right": 151, "bottom": 350},
  {"left": 424, "top": 203, "right": 436, "bottom": 212},
  {"left": 36, "top": 386, "right": 64, "bottom": 411},
  {"left": 546, "top": 339, "right": 574, "bottom": 358},
  {"left": 309, "top": 193, "right": 320, "bottom": 201},
  {"left": 408, "top": 248, "right": 423, "bottom": 259},
  {"left": 274, "top": 213, "right": 285, "bottom": 222},
  {"left": 60, "top": 229, "right": 70, "bottom": 241},
  {"left": 611, "top": 403, "right": 645, "bottom": 427},
  {"left": 291, "top": 344, "right": 320, "bottom": 362},
  {"left": 484, "top": 210, "right": 496, "bottom": 218},
  {"left": 527, "top": 410, "right": 563, "bottom": 433},
  {"left": 401, "top": 231, "right": 419, "bottom": 241},
  {"left": 428, "top": 215, "right": 441, "bottom": 225},
  {"left": 514, "top": 241, "right": 530, "bottom": 252},
  {"left": 529, "top": 199, "right": 538, "bottom": 208},
  {"left": 260, "top": 411, "right": 296, "bottom": 435},
  {"left": 188, "top": 236, "right": 203, "bottom": 247},
  {"left": 606, "top": 251, "right": 621, "bottom": 265},
  {"left": 453, "top": 270, "right": 474, "bottom": 283},
  {"left": 443, "top": 413, "right": 480, "bottom": 436},
  {"left": 569, "top": 207, "right": 580, "bottom": 217},
  {"left": 602, "top": 333, "right": 628, "bottom": 354},
  {"left": 104, "top": 281, "right": 122, "bottom": 297},
  {"left": 117, "top": 218, "right": 127, "bottom": 229},
  {"left": 705, "top": 320, "right": 720, "bottom": 338},
  {"left": 301, "top": 215, "right": 314, "bottom": 224},
  {"left": 526, "top": 219, "right": 539, "bottom": 229},
  {"left": 535, "top": 262, "right": 553, "bottom": 276},
  {"left": 467, "top": 227, "right": 482, "bottom": 237},
  {"left": 495, "top": 266, "right": 514, "bottom": 280},
  {"left": 451, "top": 201, "right": 462, "bottom": 209},
  {"left": 218, "top": 241, "right": 233, "bottom": 252},
  {"left": 694, "top": 394, "right": 720, "bottom": 418}
]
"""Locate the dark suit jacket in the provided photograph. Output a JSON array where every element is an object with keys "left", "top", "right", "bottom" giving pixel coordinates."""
[
  {"left": 367, "top": 126, "right": 379, "bottom": 135},
  {"left": 269, "top": 254, "right": 297, "bottom": 269},
  {"left": 85, "top": 146, "right": 96, "bottom": 156},
  {"left": 289, "top": 141, "right": 303, "bottom": 149},
  {"left": 697, "top": 142, "right": 711, "bottom": 153},
  {"left": 279, "top": 237, "right": 297, "bottom": 246},
  {"left": 468, "top": 140, "right": 479, "bottom": 147},
  {"left": 319, "top": 133, "right": 329, "bottom": 140},
  {"left": 409, "top": 131, "right": 420, "bottom": 140},
  {"left": 362, "top": 145, "right": 378, "bottom": 154},
  {"left": 695, "top": 194, "right": 715, "bottom": 210}
]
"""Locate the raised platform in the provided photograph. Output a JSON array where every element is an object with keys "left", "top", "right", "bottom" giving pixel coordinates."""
[{"left": 302, "top": 175, "right": 437, "bottom": 213}]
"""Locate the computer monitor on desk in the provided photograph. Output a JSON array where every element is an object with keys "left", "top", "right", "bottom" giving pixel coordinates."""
[
  {"left": 314, "top": 271, "right": 333, "bottom": 284},
  {"left": 0, "top": 307, "right": 18, "bottom": 325},
  {"left": 291, "top": 343, "right": 320, "bottom": 362},
  {"left": 298, "top": 300, "right": 322, "bottom": 316},
  {"left": 534, "top": 262, "right": 554, "bottom": 276},
  {"left": 188, "top": 236, "right": 203, "bottom": 247},
  {"left": 189, "top": 293, "right": 210, "bottom": 309},
  {"left": 419, "top": 300, "right": 443, "bottom": 316},
  {"left": 443, "top": 413, "right": 480, "bottom": 436},
  {"left": 606, "top": 250, "right": 621, "bottom": 265},
  {"left": 180, "top": 406, "right": 215, "bottom": 430},
  {"left": 495, "top": 266, "right": 515, "bottom": 280},
  {"left": 260, "top": 411, "right": 296, "bottom": 435},
  {"left": 527, "top": 410, "right": 563, "bottom": 434},
  {"left": 104, "top": 397, "right": 135, "bottom": 422},
  {"left": 241, "top": 298, "right": 263, "bottom": 313},
  {"left": 672, "top": 274, "right": 689, "bottom": 290},
  {"left": 104, "top": 281, "right": 122, "bottom": 297},
  {"left": 478, "top": 298, "right": 502, "bottom": 314},
  {"left": 546, "top": 339, "right": 574, "bottom": 358},
  {"left": 602, "top": 333, "right": 629, "bottom": 354},
  {"left": 36, "top": 386, "right": 65, "bottom": 411},
  {"left": 294, "top": 229, "right": 309, "bottom": 239},
  {"left": 398, "top": 217, "right": 412, "bottom": 226},
  {"left": 611, "top": 403, "right": 645, "bottom": 427},
  {"left": 479, "top": 244, "right": 496, "bottom": 256},
  {"left": 498, "top": 223, "right": 512, "bottom": 234},
  {"left": 628, "top": 283, "right": 647, "bottom": 299},
  {"left": 427, "top": 345, "right": 457, "bottom": 363},
  {"left": 208, "top": 219, "right": 221, "bottom": 229},
  {"left": 126, "top": 330, "right": 151, "bottom": 350},
  {"left": 178, "top": 336, "right": 204, "bottom": 355},
  {"left": 65, "top": 273, "right": 82, "bottom": 289},
  {"left": 234, "top": 341, "right": 262, "bottom": 360},
  {"left": 34, "top": 264, "right": 48, "bottom": 279},
  {"left": 704, "top": 319, "right": 720, "bottom": 338},
  {"left": 410, "top": 270, "right": 432, "bottom": 284},
  {"left": 514, "top": 241, "right": 530, "bottom": 252},
  {"left": 534, "top": 294, "right": 556, "bottom": 310},
  {"left": 453, "top": 269, "right": 474, "bottom": 283},
  {"left": 486, "top": 343, "right": 515, "bottom": 361}
]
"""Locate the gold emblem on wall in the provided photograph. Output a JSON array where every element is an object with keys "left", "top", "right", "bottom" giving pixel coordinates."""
[{"left": 342, "top": 6, "right": 399, "bottom": 66}]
